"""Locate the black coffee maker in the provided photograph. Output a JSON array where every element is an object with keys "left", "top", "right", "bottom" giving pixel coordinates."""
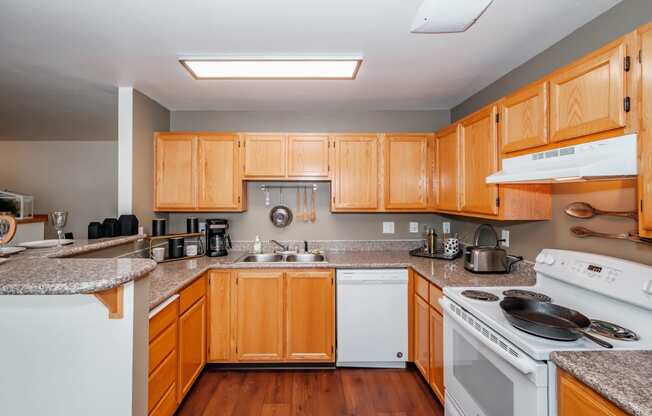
[{"left": 206, "top": 219, "right": 231, "bottom": 257}]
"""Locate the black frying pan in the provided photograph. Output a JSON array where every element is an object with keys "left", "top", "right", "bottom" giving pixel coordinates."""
[{"left": 500, "top": 297, "right": 613, "bottom": 349}]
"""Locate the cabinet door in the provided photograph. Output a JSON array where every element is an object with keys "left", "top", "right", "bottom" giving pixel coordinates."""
[
  {"left": 285, "top": 270, "right": 334, "bottom": 362},
  {"left": 460, "top": 105, "right": 499, "bottom": 215},
  {"left": 243, "top": 134, "right": 286, "bottom": 177},
  {"left": 235, "top": 271, "right": 284, "bottom": 361},
  {"left": 287, "top": 134, "right": 330, "bottom": 178},
  {"left": 384, "top": 134, "right": 429, "bottom": 210},
  {"left": 414, "top": 294, "right": 430, "bottom": 380},
  {"left": 558, "top": 370, "right": 626, "bottom": 416},
  {"left": 429, "top": 308, "right": 444, "bottom": 404},
  {"left": 437, "top": 125, "right": 460, "bottom": 211},
  {"left": 155, "top": 134, "right": 196, "bottom": 209},
  {"left": 197, "top": 134, "right": 242, "bottom": 210},
  {"left": 549, "top": 40, "right": 626, "bottom": 143},
  {"left": 207, "top": 271, "right": 233, "bottom": 362},
  {"left": 639, "top": 25, "right": 652, "bottom": 237},
  {"left": 178, "top": 297, "right": 206, "bottom": 400},
  {"left": 332, "top": 135, "right": 379, "bottom": 210},
  {"left": 501, "top": 82, "right": 549, "bottom": 153}
]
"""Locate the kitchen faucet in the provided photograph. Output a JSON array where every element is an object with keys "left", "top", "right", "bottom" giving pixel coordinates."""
[{"left": 271, "top": 239, "right": 288, "bottom": 252}]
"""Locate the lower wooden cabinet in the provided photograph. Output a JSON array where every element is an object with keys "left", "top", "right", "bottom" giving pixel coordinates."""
[
  {"left": 207, "top": 269, "right": 335, "bottom": 364},
  {"left": 285, "top": 270, "right": 335, "bottom": 361},
  {"left": 148, "top": 297, "right": 179, "bottom": 416},
  {"left": 414, "top": 294, "right": 430, "bottom": 379},
  {"left": 178, "top": 296, "right": 206, "bottom": 399},
  {"left": 558, "top": 369, "right": 626, "bottom": 416},
  {"left": 429, "top": 307, "right": 445, "bottom": 403}
]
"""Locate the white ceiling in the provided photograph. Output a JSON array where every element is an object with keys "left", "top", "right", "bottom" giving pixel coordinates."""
[{"left": 0, "top": 0, "right": 620, "bottom": 137}]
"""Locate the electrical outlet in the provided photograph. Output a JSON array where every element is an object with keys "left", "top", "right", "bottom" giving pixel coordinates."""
[
  {"left": 443, "top": 222, "right": 451, "bottom": 234},
  {"left": 383, "top": 222, "right": 395, "bottom": 234},
  {"left": 501, "top": 230, "right": 510, "bottom": 247},
  {"left": 409, "top": 222, "right": 419, "bottom": 233},
  {"left": 199, "top": 222, "right": 207, "bottom": 233}
]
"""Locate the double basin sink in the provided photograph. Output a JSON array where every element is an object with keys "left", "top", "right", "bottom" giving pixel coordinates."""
[{"left": 237, "top": 253, "right": 327, "bottom": 263}]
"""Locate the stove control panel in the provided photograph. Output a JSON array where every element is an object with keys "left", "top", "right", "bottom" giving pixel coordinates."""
[{"left": 571, "top": 261, "right": 621, "bottom": 283}]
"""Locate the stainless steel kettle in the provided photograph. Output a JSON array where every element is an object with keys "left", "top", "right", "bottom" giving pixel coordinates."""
[{"left": 464, "top": 224, "right": 522, "bottom": 274}]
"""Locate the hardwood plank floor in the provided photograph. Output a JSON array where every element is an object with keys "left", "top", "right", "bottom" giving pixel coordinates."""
[{"left": 176, "top": 366, "right": 444, "bottom": 416}]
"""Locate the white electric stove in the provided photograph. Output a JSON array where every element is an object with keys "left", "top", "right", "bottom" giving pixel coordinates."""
[{"left": 441, "top": 249, "right": 652, "bottom": 416}]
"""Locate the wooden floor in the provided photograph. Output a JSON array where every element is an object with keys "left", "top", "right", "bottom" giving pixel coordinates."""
[{"left": 176, "top": 366, "right": 444, "bottom": 416}]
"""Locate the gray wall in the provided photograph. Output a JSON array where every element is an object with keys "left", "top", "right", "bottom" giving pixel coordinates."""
[
  {"left": 446, "top": 0, "right": 652, "bottom": 265},
  {"left": 132, "top": 90, "right": 170, "bottom": 234},
  {"left": 168, "top": 182, "right": 445, "bottom": 241},
  {"left": 452, "top": 0, "right": 652, "bottom": 121},
  {"left": 171, "top": 110, "right": 450, "bottom": 132},
  {"left": 0, "top": 140, "right": 118, "bottom": 238}
]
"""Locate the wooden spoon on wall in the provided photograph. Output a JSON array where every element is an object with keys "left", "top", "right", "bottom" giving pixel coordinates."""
[
  {"left": 565, "top": 202, "right": 638, "bottom": 220},
  {"left": 303, "top": 186, "right": 309, "bottom": 222},
  {"left": 310, "top": 188, "right": 316, "bottom": 222}
]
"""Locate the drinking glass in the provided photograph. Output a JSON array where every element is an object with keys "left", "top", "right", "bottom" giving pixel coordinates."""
[{"left": 49, "top": 211, "right": 68, "bottom": 246}]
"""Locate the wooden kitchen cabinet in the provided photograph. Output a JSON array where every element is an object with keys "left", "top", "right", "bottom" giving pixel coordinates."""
[
  {"left": 197, "top": 134, "right": 242, "bottom": 210},
  {"left": 500, "top": 81, "right": 549, "bottom": 153},
  {"left": 429, "top": 307, "right": 445, "bottom": 404},
  {"left": 207, "top": 271, "right": 234, "bottom": 362},
  {"left": 549, "top": 38, "right": 627, "bottom": 143},
  {"left": 285, "top": 270, "right": 335, "bottom": 361},
  {"left": 414, "top": 294, "right": 430, "bottom": 380},
  {"left": 436, "top": 124, "right": 461, "bottom": 212},
  {"left": 178, "top": 277, "right": 207, "bottom": 401},
  {"left": 558, "top": 369, "right": 626, "bottom": 416},
  {"left": 384, "top": 134, "right": 430, "bottom": 210},
  {"left": 639, "top": 23, "right": 652, "bottom": 238},
  {"left": 148, "top": 297, "right": 179, "bottom": 416},
  {"left": 332, "top": 134, "right": 379, "bottom": 211},
  {"left": 243, "top": 134, "right": 287, "bottom": 178},
  {"left": 154, "top": 134, "right": 196, "bottom": 210},
  {"left": 235, "top": 270, "right": 285, "bottom": 361},
  {"left": 459, "top": 104, "right": 499, "bottom": 216},
  {"left": 287, "top": 134, "right": 330, "bottom": 178}
]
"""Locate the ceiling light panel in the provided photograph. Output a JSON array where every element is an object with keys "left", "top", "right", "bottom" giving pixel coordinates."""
[{"left": 180, "top": 58, "right": 362, "bottom": 80}]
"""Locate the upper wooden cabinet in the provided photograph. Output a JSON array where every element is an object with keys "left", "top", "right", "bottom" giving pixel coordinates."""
[
  {"left": 436, "top": 124, "right": 461, "bottom": 212},
  {"left": 155, "top": 134, "right": 196, "bottom": 210},
  {"left": 332, "top": 134, "right": 379, "bottom": 211},
  {"left": 384, "top": 134, "right": 430, "bottom": 210},
  {"left": 549, "top": 39, "right": 627, "bottom": 143},
  {"left": 287, "top": 134, "right": 330, "bottom": 178},
  {"left": 459, "top": 105, "right": 499, "bottom": 216},
  {"left": 500, "top": 81, "right": 549, "bottom": 153},
  {"left": 242, "top": 134, "right": 287, "bottom": 178},
  {"left": 197, "top": 134, "right": 242, "bottom": 210},
  {"left": 639, "top": 24, "right": 652, "bottom": 238},
  {"left": 154, "top": 133, "right": 245, "bottom": 212},
  {"left": 285, "top": 270, "right": 334, "bottom": 362}
]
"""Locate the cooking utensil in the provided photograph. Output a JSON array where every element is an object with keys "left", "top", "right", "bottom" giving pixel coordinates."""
[
  {"left": 303, "top": 187, "right": 309, "bottom": 222},
  {"left": 310, "top": 188, "right": 316, "bottom": 222},
  {"left": 296, "top": 187, "right": 301, "bottom": 215},
  {"left": 464, "top": 224, "right": 523, "bottom": 273},
  {"left": 270, "top": 188, "right": 293, "bottom": 228},
  {"left": 570, "top": 226, "right": 652, "bottom": 246},
  {"left": 500, "top": 297, "right": 613, "bottom": 349},
  {"left": 565, "top": 202, "right": 637, "bottom": 220}
]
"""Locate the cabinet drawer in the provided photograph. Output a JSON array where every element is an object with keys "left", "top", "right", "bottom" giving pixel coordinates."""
[
  {"left": 429, "top": 284, "right": 443, "bottom": 314},
  {"left": 415, "top": 273, "right": 429, "bottom": 302},
  {"left": 148, "top": 350, "right": 177, "bottom": 413},
  {"left": 149, "top": 298, "right": 179, "bottom": 343},
  {"left": 149, "top": 383, "right": 177, "bottom": 416},
  {"left": 179, "top": 275, "right": 207, "bottom": 314},
  {"left": 149, "top": 321, "right": 177, "bottom": 374}
]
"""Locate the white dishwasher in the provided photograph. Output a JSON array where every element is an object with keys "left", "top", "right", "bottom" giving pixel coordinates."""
[{"left": 336, "top": 269, "right": 408, "bottom": 368}]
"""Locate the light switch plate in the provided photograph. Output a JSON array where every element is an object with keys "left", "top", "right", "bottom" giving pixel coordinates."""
[
  {"left": 501, "top": 230, "right": 510, "bottom": 247},
  {"left": 383, "top": 222, "right": 395, "bottom": 234},
  {"left": 409, "top": 222, "right": 419, "bottom": 233},
  {"left": 443, "top": 222, "right": 451, "bottom": 234}
]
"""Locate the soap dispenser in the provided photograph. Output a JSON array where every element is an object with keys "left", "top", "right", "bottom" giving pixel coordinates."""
[{"left": 253, "top": 235, "right": 262, "bottom": 254}]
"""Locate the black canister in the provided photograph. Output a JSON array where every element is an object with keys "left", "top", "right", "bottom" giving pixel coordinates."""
[
  {"left": 168, "top": 237, "right": 185, "bottom": 259},
  {"left": 102, "top": 218, "right": 120, "bottom": 237},
  {"left": 118, "top": 214, "right": 139, "bottom": 236},
  {"left": 88, "top": 222, "right": 103, "bottom": 239},
  {"left": 152, "top": 218, "right": 167, "bottom": 237},
  {"left": 186, "top": 217, "right": 199, "bottom": 234}
]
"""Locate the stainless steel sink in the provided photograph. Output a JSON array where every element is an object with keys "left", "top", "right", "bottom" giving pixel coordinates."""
[
  {"left": 238, "top": 253, "right": 284, "bottom": 263},
  {"left": 285, "top": 253, "right": 326, "bottom": 262}
]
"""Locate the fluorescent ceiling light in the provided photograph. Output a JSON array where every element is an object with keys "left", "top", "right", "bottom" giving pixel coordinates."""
[
  {"left": 411, "top": 0, "right": 494, "bottom": 33},
  {"left": 180, "top": 58, "right": 362, "bottom": 80}
]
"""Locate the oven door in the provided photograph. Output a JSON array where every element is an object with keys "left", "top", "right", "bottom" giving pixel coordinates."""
[{"left": 441, "top": 298, "right": 549, "bottom": 416}]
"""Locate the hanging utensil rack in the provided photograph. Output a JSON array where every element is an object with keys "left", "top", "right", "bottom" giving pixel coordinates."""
[{"left": 260, "top": 184, "right": 319, "bottom": 192}]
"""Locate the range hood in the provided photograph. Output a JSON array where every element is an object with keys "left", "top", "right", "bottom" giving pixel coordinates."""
[{"left": 486, "top": 134, "right": 638, "bottom": 184}]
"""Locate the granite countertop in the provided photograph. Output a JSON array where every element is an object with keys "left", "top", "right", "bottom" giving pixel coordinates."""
[
  {"left": 148, "top": 250, "right": 536, "bottom": 309},
  {"left": 551, "top": 351, "right": 652, "bottom": 416},
  {"left": 0, "top": 236, "right": 156, "bottom": 295}
]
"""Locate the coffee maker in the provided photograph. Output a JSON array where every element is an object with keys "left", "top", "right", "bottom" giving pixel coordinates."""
[{"left": 206, "top": 219, "right": 231, "bottom": 257}]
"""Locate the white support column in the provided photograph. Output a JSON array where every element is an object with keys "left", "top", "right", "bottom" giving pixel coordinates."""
[{"left": 118, "top": 87, "right": 134, "bottom": 215}]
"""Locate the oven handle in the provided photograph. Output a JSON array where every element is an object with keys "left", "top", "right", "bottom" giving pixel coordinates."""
[{"left": 439, "top": 297, "right": 538, "bottom": 376}]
